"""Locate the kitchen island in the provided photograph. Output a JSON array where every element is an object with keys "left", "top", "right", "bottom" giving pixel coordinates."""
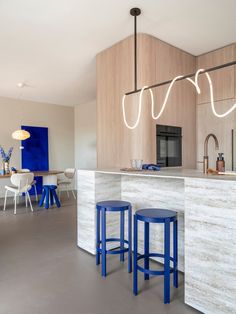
[{"left": 77, "top": 168, "right": 236, "bottom": 314}]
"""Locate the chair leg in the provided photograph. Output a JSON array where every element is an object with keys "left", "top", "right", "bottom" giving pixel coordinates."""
[
  {"left": 34, "top": 184, "right": 38, "bottom": 202},
  {"left": 25, "top": 194, "right": 28, "bottom": 208},
  {"left": 45, "top": 188, "right": 49, "bottom": 209},
  {"left": 173, "top": 219, "right": 178, "bottom": 288},
  {"left": 66, "top": 188, "right": 69, "bottom": 199},
  {"left": 144, "top": 222, "right": 150, "bottom": 280},
  {"left": 52, "top": 190, "right": 61, "bottom": 208},
  {"left": 101, "top": 208, "right": 106, "bottom": 277},
  {"left": 164, "top": 219, "right": 171, "bottom": 304},
  {"left": 72, "top": 190, "right": 76, "bottom": 199},
  {"left": 14, "top": 193, "right": 17, "bottom": 215},
  {"left": 50, "top": 190, "right": 54, "bottom": 206},
  {"left": 3, "top": 190, "right": 8, "bottom": 211},
  {"left": 58, "top": 188, "right": 61, "bottom": 201},
  {"left": 128, "top": 205, "right": 132, "bottom": 273},
  {"left": 96, "top": 208, "right": 100, "bottom": 265},
  {"left": 39, "top": 189, "right": 46, "bottom": 207},
  {"left": 27, "top": 192, "right": 33, "bottom": 212},
  {"left": 120, "top": 210, "right": 125, "bottom": 262},
  {"left": 133, "top": 215, "right": 138, "bottom": 295}
]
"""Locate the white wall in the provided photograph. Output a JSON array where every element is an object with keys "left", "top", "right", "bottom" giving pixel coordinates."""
[
  {"left": 0, "top": 96, "right": 74, "bottom": 197},
  {"left": 74, "top": 101, "right": 97, "bottom": 169}
]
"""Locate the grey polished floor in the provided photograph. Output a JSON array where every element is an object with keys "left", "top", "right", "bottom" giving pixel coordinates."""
[{"left": 0, "top": 196, "right": 199, "bottom": 314}]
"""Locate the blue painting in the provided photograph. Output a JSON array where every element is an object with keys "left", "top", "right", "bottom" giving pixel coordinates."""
[{"left": 21, "top": 126, "right": 49, "bottom": 195}]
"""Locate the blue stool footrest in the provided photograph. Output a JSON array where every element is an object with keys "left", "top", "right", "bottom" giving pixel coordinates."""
[
  {"left": 98, "top": 238, "right": 129, "bottom": 255},
  {"left": 137, "top": 253, "right": 175, "bottom": 276}
]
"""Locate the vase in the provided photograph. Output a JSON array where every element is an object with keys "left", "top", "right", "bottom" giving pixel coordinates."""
[{"left": 4, "top": 161, "right": 10, "bottom": 174}]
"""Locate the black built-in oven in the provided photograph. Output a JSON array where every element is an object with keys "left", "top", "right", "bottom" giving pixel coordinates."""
[{"left": 156, "top": 125, "right": 182, "bottom": 167}]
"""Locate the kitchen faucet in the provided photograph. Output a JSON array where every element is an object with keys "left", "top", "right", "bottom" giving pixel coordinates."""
[{"left": 203, "top": 133, "right": 219, "bottom": 174}]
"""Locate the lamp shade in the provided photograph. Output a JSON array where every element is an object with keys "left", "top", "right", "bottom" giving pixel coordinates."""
[{"left": 12, "top": 130, "right": 30, "bottom": 141}]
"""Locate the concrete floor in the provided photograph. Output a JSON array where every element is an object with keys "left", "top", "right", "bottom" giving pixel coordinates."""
[{"left": 0, "top": 196, "right": 199, "bottom": 314}]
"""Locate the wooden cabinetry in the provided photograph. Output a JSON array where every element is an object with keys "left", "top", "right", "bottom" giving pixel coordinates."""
[
  {"left": 197, "top": 44, "right": 235, "bottom": 104},
  {"left": 97, "top": 34, "right": 196, "bottom": 168},
  {"left": 196, "top": 44, "right": 236, "bottom": 170}
]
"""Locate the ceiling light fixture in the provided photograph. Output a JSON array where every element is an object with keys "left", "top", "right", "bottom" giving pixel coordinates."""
[
  {"left": 122, "top": 8, "right": 236, "bottom": 130},
  {"left": 12, "top": 130, "right": 30, "bottom": 149}
]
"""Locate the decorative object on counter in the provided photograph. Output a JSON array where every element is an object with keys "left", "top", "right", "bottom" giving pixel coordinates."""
[
  {"left": 133, "top": 208, "right": 178, "bottom": 304},
  {"left": 12, "top": 129, "right": 30, "bottom": 149},
  {"left": 206, "top": 168, "right": 219, "bottom": 175},
  {"left": 0, "top": 146, "right": 13, "bottom": 174},
  {"left": 11, "top": 167, "right": 17, "bottom": 174},
  {"left": 122, "top": 8, "right": 236, "bottom": 130},
  {"left": 130, "top": 159, "right": 143, "bottom": 170},
  {"left": 216, "top": 153, "right": 225, "bottom": 172},
  {"left": 142, "top": 164, "right": 161, "bottom": 171}
]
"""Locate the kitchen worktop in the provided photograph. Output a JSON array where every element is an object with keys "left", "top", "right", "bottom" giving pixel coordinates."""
[{"left": 84, "top": 167, "right": 236, "bottom": 181}]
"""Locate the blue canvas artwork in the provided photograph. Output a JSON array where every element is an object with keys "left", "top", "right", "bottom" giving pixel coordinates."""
[{"left": 21, "top": 126, "right": 49, "bottom": 195}]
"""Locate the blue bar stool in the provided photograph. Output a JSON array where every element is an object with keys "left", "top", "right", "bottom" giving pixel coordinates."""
[
  {"left": 39, "top": 185, "right": 61, "bottom": 209},
  {"left": 96, "top": 200, "right": 132, "bottom": 277},
  {"left": 133, "top": 208, "right": 178, "bottom": 304}
]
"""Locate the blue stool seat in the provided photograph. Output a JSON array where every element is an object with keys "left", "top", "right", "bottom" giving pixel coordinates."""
[
  {"left": 133, "top": 208, "right": 178, "bottom": 304},
  {"left": 39, "top": 185, "right": 61, "bottom": 209},
  {"left": 96, "top": 200, "right": 132, "bottom": 277}
]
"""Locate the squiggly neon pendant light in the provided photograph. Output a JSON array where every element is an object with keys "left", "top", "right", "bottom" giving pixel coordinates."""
[{"left": 122, "top": 8, "right": 236, "bottom": 130}]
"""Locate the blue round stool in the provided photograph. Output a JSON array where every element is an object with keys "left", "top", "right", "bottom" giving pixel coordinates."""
[
  {"left": 96, "top": 200, "right": 132, "bottom": 277},
  {"left": 39, "top": 185, "right": 61, "bottom": 209},
  {"left": 133, "top": 208, "right": 178, "bottom": 304}
]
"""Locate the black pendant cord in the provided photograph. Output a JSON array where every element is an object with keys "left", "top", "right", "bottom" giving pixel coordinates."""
[
  {"left": 125, "top": 59, "right": 236, "bottom": 96},
  {"left": 134, "top": 14, "right": 137, "bottom": 91},
  {"left": 130, "top": 8, "right": 141, "bottom": 92}
]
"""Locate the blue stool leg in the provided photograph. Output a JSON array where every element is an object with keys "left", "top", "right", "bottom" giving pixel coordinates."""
[
  {"left": 164, "top": 218, "right": 171, "bottom": 304},
  {"left": 52, "top": 189, "right": 61, "bottom": 208},
  {"left": 173, "top": 219, "right": 178, "bottom": 288},
  {"left": 39, "top": 189, "right": 46, "bottom": 207},
  {"left": 45, "top": 188, "right": 49, "bottom": 209},
  {"left": 101, "top": 208, "right": 106, "bottom": 277},
  {"left": 128, "top": 205, "right": 132, "bottom": 273},
  {"left": 144, "top": 222, "right": 150, "bottom": 280},
  {"left": 50, "top": 189, "right": 54, "bottom": 206},
  {"left": 120, "top": 210, "right": 125, "bottom": 262},
  {"left": 96, "top": 208, "right": 100, "bottom": 265},
  {"left": 133, "top": 214, "right": 138, "bottom": 295}
]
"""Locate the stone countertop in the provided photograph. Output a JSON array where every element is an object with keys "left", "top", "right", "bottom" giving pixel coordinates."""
[{"left": 78, "top": 168, "right": 236, "bottom": 181}]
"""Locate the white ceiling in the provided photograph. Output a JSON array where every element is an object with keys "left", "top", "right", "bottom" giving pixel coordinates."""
[{"left": 0, "top": 0, "right": 235, "bottom": 106}]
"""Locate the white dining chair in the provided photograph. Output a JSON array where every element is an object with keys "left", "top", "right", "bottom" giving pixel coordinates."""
[
  {"left": 3, "top": 173, "right": 34, "bottom": 214},
  {"left": 58, "top": 168, "right": 76, "bottom": 200},
  {"left": 20, "top": 169, "right": 38, "bottom": 201}
]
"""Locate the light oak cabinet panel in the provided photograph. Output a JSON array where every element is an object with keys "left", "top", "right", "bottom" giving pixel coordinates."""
[
  {"left": 97, "top": 34, "right": 196, "bottom": 169},
  {"left": 197, "top": 44, "right": 235, "bottom": 104}
]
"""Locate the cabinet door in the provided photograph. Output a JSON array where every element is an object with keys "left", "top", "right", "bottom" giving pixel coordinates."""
[{"left": 197, "top": 45, "right": 235, "bottom": 105}]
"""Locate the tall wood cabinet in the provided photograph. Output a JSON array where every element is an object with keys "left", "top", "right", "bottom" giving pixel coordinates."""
[
  {"left": 97, "top": 34, "right": 196, "bottom": 168},
  {"left": 196, "top": 44, "right": 236, "bottom": 170}
]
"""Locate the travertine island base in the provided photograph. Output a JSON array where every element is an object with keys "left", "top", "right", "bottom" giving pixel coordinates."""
[{"left": 77, "top": 168, "right": 236, "bottom": 314}]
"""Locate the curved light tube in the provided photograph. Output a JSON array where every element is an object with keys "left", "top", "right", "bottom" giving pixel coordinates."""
[
  {"left": 122, "top": 86, "right": 154, "bottom": 129},
  {"left": 152, "top": 75, "right": 183, "bottom": 120},
  {"left": 122, "top": 68, "right": 236, "bottom": 129}
]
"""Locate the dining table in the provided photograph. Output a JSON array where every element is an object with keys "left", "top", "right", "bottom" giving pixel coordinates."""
[{"left": 0, "top": 170, "right": 64, "bottom": 186}]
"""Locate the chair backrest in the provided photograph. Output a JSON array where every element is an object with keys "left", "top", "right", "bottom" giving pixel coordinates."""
[
  {"left": 20, "top": 169, "right": 30, "bottom": 173},
  {"left": 64, "top": 168, "right": 76, "bottom": 180},
  {"left": 11, "top": 173, "right": 34, "bottom": 192}
]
